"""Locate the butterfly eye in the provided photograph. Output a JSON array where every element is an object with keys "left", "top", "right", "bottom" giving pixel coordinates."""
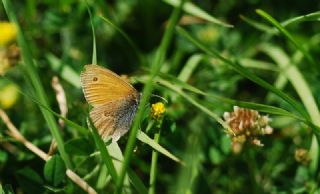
[{"left": 93, "top": 77, "right": 98, "bottom": 81}]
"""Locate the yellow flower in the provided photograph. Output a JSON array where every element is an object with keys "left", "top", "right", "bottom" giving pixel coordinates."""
[
  {"left": 150, "top": 102, "right": 166, "bottom": 120},
  {"left": 0, "top": 83, "right": 19, "bottom": 109},
  {"left": 0, "top": 22, "right": 17, "bottom": 46}
]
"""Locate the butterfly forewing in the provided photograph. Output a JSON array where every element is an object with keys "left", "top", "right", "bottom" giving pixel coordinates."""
[{"left": 81, "top": 64, "right": 137, "bottom": 106}]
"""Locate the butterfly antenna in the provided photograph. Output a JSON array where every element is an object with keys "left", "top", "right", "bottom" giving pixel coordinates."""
[{"left": 150, "top": 94, "right": 168, "bottom": 103}]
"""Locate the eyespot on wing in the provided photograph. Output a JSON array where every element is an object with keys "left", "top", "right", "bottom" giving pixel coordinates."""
[{"left": 80, "top": 64, "right": 138, "bottom": 106}]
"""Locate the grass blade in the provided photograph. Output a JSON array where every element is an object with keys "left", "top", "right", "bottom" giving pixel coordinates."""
[
  {"left": 176, "top": 26, "right": 309, "bottom": 120},
  {"left": 256, "top": 9, "right": 317, "bottom": 71},
  {"left": 260, "top": 43, "right": 320, "bottom": 175},
  {"left": 2, "top": 0, "right": 72, "bottom": 168},
  {"left": 115, "top": 2, "right": 183, "bottom": 193},
  {"left": 87, "top": 3, "right": 97, "bottom": 65},
  {"left": 137, "top": 131, "right": 181, "bottom": 163},
  {"left": 158, "top": 79, "right": 230, "bottom": 130},
  {"left": 88, "top": 117, "right": 118, "bottom": 182},
  {"left": 281, "top": 11, "right": 320, "bottom": 26},
  {"left": 163, "top": 0, "right": 233, "bottom": 28}
]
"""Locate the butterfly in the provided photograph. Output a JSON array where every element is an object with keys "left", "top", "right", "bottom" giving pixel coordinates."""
[{"left": 80, "top": 64, "right": 140, "bottom": 142}]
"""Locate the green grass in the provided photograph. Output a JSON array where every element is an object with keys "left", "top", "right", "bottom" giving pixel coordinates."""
[{"left": 1, "top": 0, "right": 320, "bottom": 193}]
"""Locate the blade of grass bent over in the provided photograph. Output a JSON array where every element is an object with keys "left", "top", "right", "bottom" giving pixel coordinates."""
[
  {"left": 260, "top": 44, "right": 320, "bottom": 176},
  {"left": 115, "top": 3, "right": 183, "bottom": 193},
  {"left": 176, "top": 26, "right": 309, "bottom": 120},
  {"left": 163, "top": 0, "right": 233, "bottom": 28},
  {"left": 256, "top": 9, "right": 317, "bottom": 71},
  {"left": 241, "top": 11, "right": 320, "bottom": 37},
  {"left": 2, "top": 0, "right": 72, "bottom": 168}
]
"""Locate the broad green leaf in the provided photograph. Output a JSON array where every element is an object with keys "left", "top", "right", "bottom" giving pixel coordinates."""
[{"left": 44, "top": 155, "right": 66, "bottom": 187}]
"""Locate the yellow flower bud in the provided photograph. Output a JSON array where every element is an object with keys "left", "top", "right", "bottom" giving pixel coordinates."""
[
  {"left": 0, "top": 83, "right": 19, "bottom": 109},
  {"left": 150, "top": 102, "right": 166, "bottom": 120},
  {"left": 0, "top": 22, "right": 17, "bottom": 46}
]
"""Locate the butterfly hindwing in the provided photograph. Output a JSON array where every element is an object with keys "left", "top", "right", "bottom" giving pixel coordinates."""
[{"left": 90, "top": 95, "right": 139, "bottom": 141}]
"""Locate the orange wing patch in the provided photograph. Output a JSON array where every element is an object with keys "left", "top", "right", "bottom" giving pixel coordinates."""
[{"left": 80, "top": 64, "right": 137, "bottom": 106}]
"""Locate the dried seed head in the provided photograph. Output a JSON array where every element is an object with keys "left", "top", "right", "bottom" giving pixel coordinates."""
[{"left": 223, "top": 106, "right": 273, "bottom": 151}]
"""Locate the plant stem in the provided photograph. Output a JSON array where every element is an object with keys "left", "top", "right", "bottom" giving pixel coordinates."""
[
  {"left": 148, "top": 130, "right": 161, "bottom": 194},
  {"left": 114, "top": 2, "right": 183, "bottom": 193}
]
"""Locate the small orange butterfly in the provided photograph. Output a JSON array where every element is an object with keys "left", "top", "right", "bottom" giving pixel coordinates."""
[{"left": 80, "top": 64, "right": 140, "bottom": 142}]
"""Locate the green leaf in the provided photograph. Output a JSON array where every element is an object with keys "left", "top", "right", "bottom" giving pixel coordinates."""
[
  {"left": 0, "top": 150, "right": 8, "bottom": 163},
  {"left": 220, "top": 136, "right": 231, "bottom": 155},
  {"left": 209, "top": 147, "right": 223, "bottom": 165},
  {"left": 64, "top": 138, "right": 94, "bottom": 156},
  {"left": 44, "top": 155, "right": 66, "bottom": 187}
]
